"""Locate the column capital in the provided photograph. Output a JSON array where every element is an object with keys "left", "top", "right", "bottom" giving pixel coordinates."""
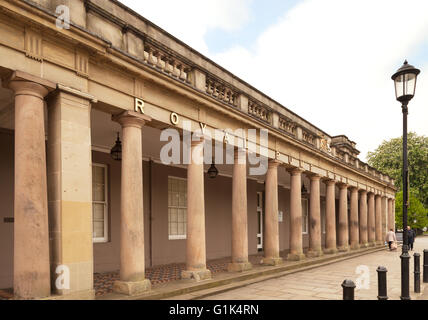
[
  {"left": 8, "top": 80, "right": 49, "bottom": 99},
  {"left": 3, "top": 70, "right": 55, "bottom": 98},
  {"left": 349, "top": 186, "right": 359, "bottom": 192},
  {"left": 359, "top": 189, "right": 368, "bottom": 195},
  {"left": 287, "top": 167, "right": 304, "bottom": 175},
  {"left": 338, "top": 183, "right": 348, "bottom": 189},
  {"left": 268, "top": 159, "right": 281, "bottom": 168},
  {"left": 112, "top": 110, "right": 152, "bottom": 128},
  {"left": 308, "top": 173, "right": 322, "bottom": 181},
  {"left": 323, "top": 178, "right": 336, "bottom": 186}
]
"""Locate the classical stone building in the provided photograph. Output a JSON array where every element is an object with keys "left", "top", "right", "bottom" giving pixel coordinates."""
[{"left": 0, "top": 0, "right": 396, "bottom": 299}]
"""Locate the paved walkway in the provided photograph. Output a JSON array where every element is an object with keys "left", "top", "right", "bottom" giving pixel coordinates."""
[{"left": 199, "top": 237, "right": 428, "bottom": 300}]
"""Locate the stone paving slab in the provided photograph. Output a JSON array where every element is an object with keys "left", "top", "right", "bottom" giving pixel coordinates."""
[
  {"left": 198, "top": 237, "right": 428, "bottom": 300},
  {"left": 98, "top": 245, "right": 385, "bottom": 300}
]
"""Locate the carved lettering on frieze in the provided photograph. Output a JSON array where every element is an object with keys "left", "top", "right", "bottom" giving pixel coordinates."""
[
  {"left": 170, "top": 112, "right": 179, "bottom": 125},
  {"left": 135, "top": 98, "right": 145, "bottom": 114}
]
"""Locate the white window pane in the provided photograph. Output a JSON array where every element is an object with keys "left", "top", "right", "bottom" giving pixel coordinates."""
[
  {"left": 93, "top": 183, "right": 105, "bottom": 201},
  {"left": 93, "top": 221, "right": 104, "bottom": 238},
  {"left": 93, "top": 166, "right": 105, "bottom": 184},
  {"left": 177, "top": 222, "right": 184, "bottom": 235},
  {"left": 93, "top": 203, "right": 105, "bottom": 220}
]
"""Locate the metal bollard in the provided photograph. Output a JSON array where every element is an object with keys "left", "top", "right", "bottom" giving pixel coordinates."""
[
  {"left": 377, "top": 266, "right": 388, "bottom": 300},
  {"left": 414, "top": 253, "right": 421, "bottom": 293},
  {"left": 342, "top": 279, "right": 356, "bottom": 300},
  {"left": 424, "top": 250, "right": 428, "bottom": 283}
]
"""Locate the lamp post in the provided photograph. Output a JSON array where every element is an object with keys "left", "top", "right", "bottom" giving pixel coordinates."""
[{"left": 391, "top": 60, "right": 420, "bottom": 300}]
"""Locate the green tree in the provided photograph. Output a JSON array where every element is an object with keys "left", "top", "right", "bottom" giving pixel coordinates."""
[
  {"left": 367, "top": 132, "right": 428, "bottom": 207},
  {"left": 395, "top": 189, "right": 428, "bottom": 230}
]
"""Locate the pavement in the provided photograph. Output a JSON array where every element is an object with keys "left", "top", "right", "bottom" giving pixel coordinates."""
[{"left": 193, "top": 237, "right": 428, "bottom": 300}]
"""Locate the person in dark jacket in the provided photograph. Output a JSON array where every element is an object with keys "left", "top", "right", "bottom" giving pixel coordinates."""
[{"left": 407, "top": 226, "right": 416, "bottom": 250}]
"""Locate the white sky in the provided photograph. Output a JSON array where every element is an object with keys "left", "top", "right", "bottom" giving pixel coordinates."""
[{"left": 120, "top": 0, "right": 428, "bottom": 161}]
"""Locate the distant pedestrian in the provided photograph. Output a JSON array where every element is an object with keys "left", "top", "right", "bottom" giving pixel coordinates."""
[
  {"left": 407, "top": 226, "right": 416, "bottom": 251},
  {"left": 385, "top": 229, "right": 397, "bottom": 250}
]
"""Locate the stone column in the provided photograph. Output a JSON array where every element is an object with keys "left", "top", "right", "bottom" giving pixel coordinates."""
[
  {"left": 375, "top": 194, "right": 383, "bottom": 245},
  {"left": 349, "top": 187, "right": 360, "bottom": 250},
  {"left": 182, "top": 138, "right": 212, "bottom": 280},
  {"left": 382, "top": 196, "right": 387, "bottom": 240},
  {"left": 392, "top": 199, "right": 396, "bottom": 231},
  {"left": 337, "top": 184, "right": 349, "bottom": 252},
  {"left": 228, "top": 148, "right": 252, "bottom": 272},
  {"left": 261, "top": 160, "right": 282, "bottom": 265},
  {"left": 307, "top": 175, "right": 323, "bottom": 257},
  {"left": 367, "top": 192, "right": 376, "bottom": 246},
  {"left": 324, "top": 180, "right": 337, "bottom": 254},
  {"left": 287, "top": 168, "right": 305, "bottom": 261},
  {"left": 359, "top": 190, "right": 369, "bottom": 247},
  {"left": 9, "top": 79, "right": 50, "bottom": 299},
  {"left": 113, "top": 111, "right": 152, "bottom": 295},
  {"left": 388, "top": 198, "right": 394, "bottom": 231},
  {"left": 47, "top": 88, "right": 96, "bottom": 299}
]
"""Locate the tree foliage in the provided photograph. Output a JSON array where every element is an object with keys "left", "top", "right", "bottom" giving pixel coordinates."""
[
  {"left": 395, "top": 189, "right": 428, "bottom": 230},
  {"left": 367, "top": 132, "right": 428, "bottom": 207}
]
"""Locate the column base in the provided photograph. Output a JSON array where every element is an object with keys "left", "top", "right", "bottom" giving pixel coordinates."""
[
  {"left": 337, "top": 246, "right": 350, "bottom": 252},
  {"left": 113, "top": 279, "right": 151, "bottom": 296},
  {"left": 227, "top": 262, "right": 253, "bottom": 272},
  {"left": 368, "top": 241, "right": 376, "bottom": 247},
  {"left": 350, "top": 243, "right": 360, "bottom": 250},
  {"left": 359, "top": 242, "right": 369, "bottom": 248},
  {"left": 181, "top": 269, "right": 212, "bottom": 282},
  {"left": 376, "top": 241, "right": 384, "bottom": 246},
  {"left": 323, "top": 248, "right": 338, "bottom": 255},
  {"left": 42, "top": 289, "right": 95, "bottom": 300},
  {"left": 260, "top": 257, "right": 283, "bottom": 266},
  {"left": 287, "top": 253, "right": 306, "bottom": 261},
  {"left": 306, "top": 249, "right": 324, "bottom": 258}
]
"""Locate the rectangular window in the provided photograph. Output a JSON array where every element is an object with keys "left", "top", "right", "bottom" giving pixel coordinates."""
[
  {"left": 168, "top": 177, "right": 187, "bottom": 240},
  {"left": 302, "top": 198, "right": 308, "bottom": 234},
  {"left": 92, "top": 163, "right": 108, "bottom": 243}
]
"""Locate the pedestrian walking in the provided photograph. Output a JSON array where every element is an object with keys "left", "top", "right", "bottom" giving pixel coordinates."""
[
  {"left": 407, "top": 226, "right": 416, "bottom": 251},
  {"left": 385, "top": 229, "right": 397, "bottom": 251}
]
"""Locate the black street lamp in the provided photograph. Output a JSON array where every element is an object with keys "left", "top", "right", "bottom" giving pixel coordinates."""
[{"left": 391, "top": 60, "right": 420, "bottom": 300}]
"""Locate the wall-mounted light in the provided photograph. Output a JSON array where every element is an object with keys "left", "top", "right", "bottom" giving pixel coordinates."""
[
  {"left": 110, "top": 132, "right": 122, "bottom": 161},
  {"left": 301, "top": 183, "right": 308, "bottom": 196},
  {"left": 208, "top": 159, "right": 218, "bottom": 179}
]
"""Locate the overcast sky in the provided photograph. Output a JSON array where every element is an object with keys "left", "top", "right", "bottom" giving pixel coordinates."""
[{"left": 120, "top": 0, "right": 428, "bottom": 161}]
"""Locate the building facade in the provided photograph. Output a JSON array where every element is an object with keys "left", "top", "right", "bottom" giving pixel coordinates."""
[{"left": 0, "top": 0, "right": 396, "bottom": 299}]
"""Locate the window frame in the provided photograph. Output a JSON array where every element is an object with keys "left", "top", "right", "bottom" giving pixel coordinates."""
[
  {"left": 168, "top": 176, "right": 187, "bottom": 240},
  {"left": 92, "top": 163, "right": 109, "bottom": 243},
  {"left": 302, "top": 198, "right": 309, "bottom": 234}
]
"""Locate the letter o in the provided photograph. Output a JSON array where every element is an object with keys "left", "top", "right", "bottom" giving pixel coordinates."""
[{"left": 170, "top": 112, "right": 179, "bottom": 125}]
